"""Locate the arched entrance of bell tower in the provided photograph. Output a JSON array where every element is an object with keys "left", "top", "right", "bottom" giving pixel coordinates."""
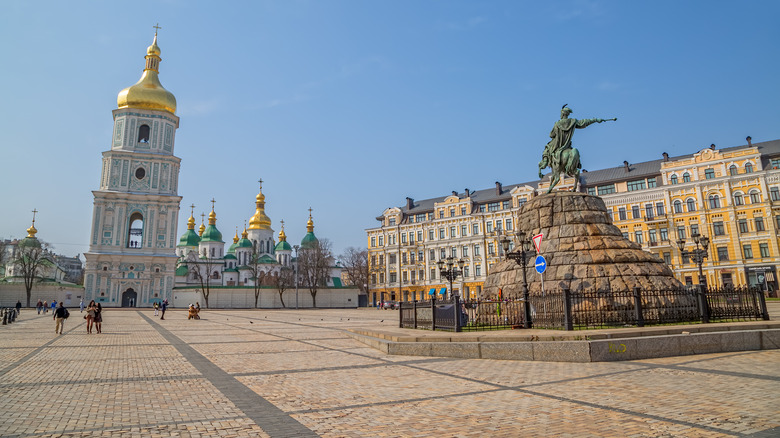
[{"left": 121, "top": 288, "right": 138, "bottom": 307}]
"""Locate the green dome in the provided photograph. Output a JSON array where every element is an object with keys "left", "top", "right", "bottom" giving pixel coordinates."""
[
  {"left": 301, "top": 232, "right": 318, "bottom": 249},
  {"left": 19, "top": 236, "right": 42, "bottom": 249},
  {"left": 224, "top": 253, "right": 237, "bottom": 260},
  {"left": 177, "top": 229, "right": 201, "bottom": 247},
  {"left": 275, "top": 240, "right": 292, "bottom": 252},
  {"left": 227, "top": 241, "right": 238, "bottom": 254},
  {"left": 238, "top": 237, "right": 253, "bottom": 249},
  {"left": 175, "top": 264, "right": 189, "bottom": 276},
  {"left": 200, "top": 225, "right": 223, "bottom": 243}
]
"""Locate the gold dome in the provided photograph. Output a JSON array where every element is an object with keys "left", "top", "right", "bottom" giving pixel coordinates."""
[
  {"left": 233, "top": 229, "right": 240, "bottom": 244},
  {"left": 248, "top": 184, "right": 272, "bottom": 230},
  {"left": 117, "top": 33, "right": 177, "bottom": 114},
  {"left": 26, "top": 224, "right": 38, "bottom": 238},
  {"left": 278, "top": 222, "right": 287, "bottom": 242}
]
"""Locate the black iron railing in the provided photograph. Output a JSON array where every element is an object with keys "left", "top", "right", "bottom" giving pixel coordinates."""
[{"left": 399, "top": 286, "right": 769, "bottom": 332}]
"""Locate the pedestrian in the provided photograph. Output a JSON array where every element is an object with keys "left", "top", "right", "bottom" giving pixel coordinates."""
[
  {"left": 53, "top": 302, "right": 69, "bottom": 334},
  {"left": 153, "top": 301, "right": 159, "bottom": 316},
  {"left": 36, "top": 299, "right": 43, "bottom": 315},
  {"left": 160, "top": 299, "right": 168, "bottom": 320},
  {"left": 79, "top": 299, "right": 85, "bottom": 313},
  {"left": 15, "top": 300, "right": 22, "bottom": 315},
  {"left": 93, "top": 303, "right": 103, "bottom": 334},
  {"left": 85, "top": 300, "right": 96, "bottom": 334},
  {"left": 43, "top": 300, "right": 48, "bottom": 314},
  {"left": 51, "top": 300, "right": 57, "bottom": 314}
]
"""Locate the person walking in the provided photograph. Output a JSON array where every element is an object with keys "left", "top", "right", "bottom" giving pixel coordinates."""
[
  {"left": 85, "top": 300, "right": 96, "bottom": 334},
  {"left": 79, "top": 299, "right": 85, "bottom": 313},
  {"left": 15, "top": 300, "right": 22, "bottom": 315},
  {"left": 36, "top": 299, "right": 43, "bottom": 315},
  {"left": 160, "top": 299, "right": 168, "bottom": 320},
  {"left": 53, "top": 302, "right": 68, "bottom": 334},
  {"left": 93, "top": 303, "right": 103, "bottom": 334},
  {"left": 153, "top": 301, "right": 159, "bottom": 316},
  {"left": 42, "top": 300, "right": 48, "bottom": 314},
  {"left": 50, "top": 300, "right": 57, "bottom": 314}
]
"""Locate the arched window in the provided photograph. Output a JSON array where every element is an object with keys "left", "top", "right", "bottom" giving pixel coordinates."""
[
  {"left": 210, "top": 247, "right": 215, "bottom": 257},
  {"left": 745, "top": 162, "right": 754, "bottom": 173},
  {"left": 708, "top": 194, "right": 721, "bottom": 209},
  {"left": 729, "top": 165, "right": 738, "bottom": 176},
  {"left": 683, "top": 172, "right": 691, "bottom": 183},
  {"left": 127, "top": 212, "right": 144, "bottom": 248},
  {"left": 686, "top": 198, "right": 696, "bottom": 212},
  {"left": 670, "top": 175, "right": 678, "bottom": 184},
  {"left": 673, "top": 200, "right": 683, "bottom": 213},
  {"left": 734, "top": 193, "right": 744, "bottom": 206},
  {"left": 750, "top": 190, "right": 761, "bottom": 203},
  {"left": 138, "top": 124, "right": 150, "bottom": 143},
  {"left": 211, "top": 271, "right": 220, "bottom": 279}
]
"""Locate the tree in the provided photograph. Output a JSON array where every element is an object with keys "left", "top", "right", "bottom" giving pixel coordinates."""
[
  {"left": 338, "top": 247, "right": 368, "bottom": 295},
  {"left": 12, "top": 239, "right": 51, "bottom": 307},
  {"left": 297, "top": 239, "right": 333, "bottom": 308},
  {"left": 187, "top": 251, "right": 220, "bottom": 308},
  {"left": 246, "top": 246, "right": 276, "bottom": 308},
  {"left": 272, "top": 266, "right": 295, "bottom": 308}
]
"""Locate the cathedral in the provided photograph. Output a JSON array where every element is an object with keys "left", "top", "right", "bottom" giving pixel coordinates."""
[{"left": 84, "top": 32, "right": 326, "bottom": 307}]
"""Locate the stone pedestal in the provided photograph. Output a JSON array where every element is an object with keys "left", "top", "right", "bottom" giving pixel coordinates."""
[{"left": 483, "top": 192, "right": 681, "bottom": 299}]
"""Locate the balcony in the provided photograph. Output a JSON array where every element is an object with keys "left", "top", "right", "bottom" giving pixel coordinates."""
[{"left": 644, "top": 214, "right": 668, "bottom": 224}]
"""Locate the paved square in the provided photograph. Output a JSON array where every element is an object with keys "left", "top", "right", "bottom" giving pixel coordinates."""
[{"left": 1, "top": 308, "right": 778, "bottom": 437}]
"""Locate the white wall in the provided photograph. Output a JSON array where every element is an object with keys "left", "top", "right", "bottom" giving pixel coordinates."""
[
  {"left": 0, "top": 284, "right": 85, "bottom": 307},
  {"left": 171, "top": 287, "right": 359, "bottom": 309}
]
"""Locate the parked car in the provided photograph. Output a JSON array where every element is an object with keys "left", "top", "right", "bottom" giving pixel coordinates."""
[{"left": 382, "top": 301, "right": 399, "bottom": 310}]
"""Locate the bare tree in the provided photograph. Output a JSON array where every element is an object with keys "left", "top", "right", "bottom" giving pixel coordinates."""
[
  {"left": 187, "top": 251, "right": 220, "bottom": 308},
  {"left": 12, "top": 240, "right": 51, "bottom": 307},
  {"left": 246, "top": 247, "right": 275, "bottom": 308},
  {"left": 338, "top": 247, "right": 368, "bottom": 295},
  {"left": 272, "top": 266, "right": 295, "bottom": 308},
  {"left": 297, "top": 239, "right": 333, "bottom": 308}
]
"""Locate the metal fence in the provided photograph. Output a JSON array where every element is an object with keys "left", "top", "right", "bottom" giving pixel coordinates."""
[{"left": 399, "top": 285, "right": 770, "bottom": 332}]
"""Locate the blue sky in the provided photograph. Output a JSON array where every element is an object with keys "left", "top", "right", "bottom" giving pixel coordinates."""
[{"left": 2, "top": 1, "right": 779, "bottom": 258}]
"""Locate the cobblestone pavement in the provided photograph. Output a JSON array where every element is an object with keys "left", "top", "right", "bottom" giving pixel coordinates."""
[{"left": 1, "top": 308, "right": 778, "bottom": 437}]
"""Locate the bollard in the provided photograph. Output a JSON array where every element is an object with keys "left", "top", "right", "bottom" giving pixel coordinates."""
[
  {"left": 697, "top": 285, "right": 710, "bottom": 324},
  {"left": 563, "top": 288, "right": 574, "bottom": 331}
]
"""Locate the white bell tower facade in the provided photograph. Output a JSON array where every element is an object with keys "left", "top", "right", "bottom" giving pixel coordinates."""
[{"left": 84, "top": 32, "right": 182, "bottom": 307}]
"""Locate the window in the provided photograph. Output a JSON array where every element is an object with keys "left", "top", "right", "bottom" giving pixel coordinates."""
[
  {"left": 708, "top": 195, "right": 720, "bottom": 209},
  {"left": 462, "top": 246, "right": 469, "bottom": 257},
  {"left": 760, "top": 243, "right": 770, "bottom": 258},
  {"left": 634, "top": 231, "right": 643, "bottom": 244},
  {"left": 450, "top": 226, "right": 456, "bottom": 237},
  {"left": 474, "top": 245, "right": 481, "bottom": 256},
  {"left": 478, "top": 205, "right": 486, "bottom": 213},
  {"left": 745, "top": 162, "right": 754, "bottom": 173},
  {"left": 772, "top": 159, "right": 780, "bottom": 169},
  {"left": 627, "top": 180, "right": 646, "bottom": 191},
  {"left": 487, "top": 202, "right": 500, "bottom": 212},
  {"left": 674, "top": 200, "right": 683, "bottom": 213},
  {"left": 717, "top": 247, "right": 729, "bottom": 261},
  {"left": 587, "top": 187, "right": 596, "bottom": 195},
  {"left": 451, "top": 247, "right": 457, "bottom": 258},
  {"left": 771, "top": 187, "right": 780, "bottom": 201},
  {"left": 463, "top": 265, "right": 470, "bottom": 277},
  {"left": 659, "top": 228, "right": 668, "bottom": 241},
  {"left": 389, "top": 254, "right": 396, "bottom": 264},
  {"left": 461, "top": 225, "right": 467, "bottom": 236},
  {"left": 505, "top": 218, "right": 512, "bottom": 230},
  {"left": 618, "top": 207, "right": 627, "bottom": 220},
  {"left": 663, "top": 252, "right": 671, "bottom": 265},
  {"left": 475, "top": 265, "right": 481, "bottom": 276},
  {"left": 755, "top": 217, "right": 765, "bottom": 231},
  {"left": 686, "top": 199, "right": 696, "bottom": 212},
  {"left": 656, "top": 202, "right": 665, "bottom": 216},
  {"left": 460, "top": 207, "right": 467, "bottom": 216},
  {"left": 677, "top": 226, "right": 686, "bottom": 239},
  {"left": 401, "top": 233, "right": 407, "bottom": 244},
  {"left": 738, "top": 219, "right": 748, "bottom": 233},
  {"left": 380, "top": 272, "right": 385, "bottom": 283},
  {"left": 647, "top": 177, "right": 657, "bottom": 188},
  {"left": 622, "top": 232, "right": 629, "bottom": 240},
  {"left": 371, "top": 274, "right": 377, "bottom": 284},
  {"left": 137, "top": 124, "right": 150, "bottom": 143},
  {"left": 734, "top": 193, "right": 744, "bottom": 206},
  {"left": 743, "top": 244, "right": 753, "bottom": 259},
  {"left": 402, "top": 271, "right": 407, "bottom": 282},
  {"left": 776, "top": 215, "right": 780, "bottom": 229},
  {"left": 502, "top": 200, "right": 510, "bottom": 210},
  {"left": 379, "top": 255, "right": 384, "bottom": 265},
  {"left": 713, "top": 221, "right": 725, "bottom": 236},
  {"left": 388, "top": 218, "right": 396, "bottom": 226},
  {"left": 645, "top": 204, "right": 654, "bottom": 219},
  {"left": 472, "top": 224, "right": 479, "bottom": 235},
  {"left": 704, "top": 168, "right": 715, "bottom": 179},
  {"left": 390, "top": 272, "right": 397, "bottom": 283},
  {"left": 670, "top": 175, "right": 678, "bottom": 185},
  {"left": 439, "top": 228, "right": 445, "bottom": 239},
  {"left": 683, "top": 172, "right": 691, "bottom": 183},
  {"left": 648, "top": 229, "right": 657, "bottom": 243},
  {"left": 488, "top": 243, "right": 495, "bottom": 255},
  {"left": 127, "top": 212, "right": 144, "bottom": 248},
  {"left": 486, "top": 222, "right": 493, "bottom": 233},
  {"left": 597, "top": 184, "right": 616, "bottom": 195},
  {"left": 440, "top": 248, "right": 446, "bottom": 259},
  {"left": 417, "top": 231, "right": 423, "bottom": 242},
  {"left": 750, "top": 191, "right": 761, "bottom": 203},
  {"left": 729, "top": 165, "right": 738, "bottom": 176},
  {"left": 691, "top": 224, "right": 700, "bottom": 237},
  {"left": 371, "top": 237, "right": 376, "bottom": 247},
  {"left": 495, "top": 220, "right": 503, "bottom": 231},
  {"left": 632, "top": 205, "right": 640, "bottom": 219},
  {"left": 430, "top": 269, "right": 436, "bottom": 280},
  {"left": 429, "top": 249, "right": 435, "bottom": 261}
]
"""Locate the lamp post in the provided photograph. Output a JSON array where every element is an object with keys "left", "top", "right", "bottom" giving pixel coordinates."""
[
  {"left": 500, "top": 230, "right": 533, "bottom": 328},
  {"left": 293, "top": 244, "right": 300, "bottom": 309},
  {"left": 676, "top": 233, "right": 710, "bottom": 287},
  {"left": 437, "top": 257, "right": 464, "bottom": 300}
]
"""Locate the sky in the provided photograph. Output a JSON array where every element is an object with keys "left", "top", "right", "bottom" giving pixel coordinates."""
[{"left": 2, "top": 0, "right": 779, "bottom": 259}]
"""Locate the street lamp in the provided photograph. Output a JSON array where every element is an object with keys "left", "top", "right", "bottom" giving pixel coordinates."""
[
  {"left": 500, "top": 230, "right": 533, "bottom": 329},
  {"left": 293, "top": 244, "right": 300, "bottom": 309},
  {"left": 676, "top": 233, "right": 710, "bottom": 287},
  {"left": 437, "top": 257, "right": 465, "bottom": 300}
]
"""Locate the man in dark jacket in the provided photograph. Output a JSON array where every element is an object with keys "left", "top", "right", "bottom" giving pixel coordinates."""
[
  {"left": 15, "top": 300, "right": 22, "bottom": 315},
  {"left": 53, "top": 302, "right": 68, "bottom": 334}
]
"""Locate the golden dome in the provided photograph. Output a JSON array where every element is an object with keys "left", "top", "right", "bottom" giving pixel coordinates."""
[
  {"left": 187, "top": 214, "right": 196, "bottom": 230},
  {"left": 242, "top": 227, "right": 249, "bottom": 239},
  {"left": 307, "top": 211, "right": 314, "bottom": 233},
  {"left": 198, "top": 214, "right": 205, "bottom": 236},
  {"left": 26, "top": 224, "right": 38, "bottom": 238},
  {"left": 278, "top": 223, "right": 287, "bottom": 242},
  {"left": 233, "top": 229, "right": 240, "bottom": 244},
  {"left": 117, "top": 33, "right": 177, "bottom": 114},
  {"left": 208, "top": 208, "right": 217, "bottom": 225},
  {"left": 248, "top": 184, "right": 272, "bottom": 230}
]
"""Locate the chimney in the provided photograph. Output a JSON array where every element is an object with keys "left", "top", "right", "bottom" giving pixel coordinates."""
[
  {"left": 495, "top": 181, "right": 503, "bottom": 195},
  {"left": 406, "top": 197, "right": 414, "bottom": 210},
  {"left": 465, "top": 188, "right": 470, "bottom": 197},
  {"left": 710, "top": 144, "right": 716, "bottom": 150},
  {"left": 623, "top": 161, "right": 629, "bottom": 172},
  {"left": 452, "top": 190, "right": 458, "bottom": 197},
  {"left": 662, "top": 152, "right": 669, "bottom": 162},
  {"left": 747, "top": 136, "right": 752, "bottom": 146}
]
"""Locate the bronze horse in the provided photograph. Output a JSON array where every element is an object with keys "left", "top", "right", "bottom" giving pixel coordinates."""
[{"left": 538, "top": 147, "right": 581, "bottom": 193}]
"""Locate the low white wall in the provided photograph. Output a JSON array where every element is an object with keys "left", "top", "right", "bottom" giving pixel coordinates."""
[
  {"left": 0, "top": 284, "right": 85, "bottom": 308},
  {"left": 172, "top": 286, "right": 359, "bottom": 309}
]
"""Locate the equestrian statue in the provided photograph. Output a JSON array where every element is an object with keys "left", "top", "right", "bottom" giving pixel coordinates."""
[{"left": 538, "top": 104, "right": 616, "bottom": 193}]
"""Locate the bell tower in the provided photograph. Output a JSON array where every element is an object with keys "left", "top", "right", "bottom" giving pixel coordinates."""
[{"left": 84, "top": 29, "right": 182, "bottom": 307}]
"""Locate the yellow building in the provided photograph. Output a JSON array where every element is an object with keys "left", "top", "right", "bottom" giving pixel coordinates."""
[{"left": 367, "top": 137, "right": 780, "bottom": 304}]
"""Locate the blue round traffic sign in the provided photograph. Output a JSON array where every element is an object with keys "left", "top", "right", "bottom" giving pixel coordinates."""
[{"left": 534, "top": 255, "right": 547, "bottom": 274}]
